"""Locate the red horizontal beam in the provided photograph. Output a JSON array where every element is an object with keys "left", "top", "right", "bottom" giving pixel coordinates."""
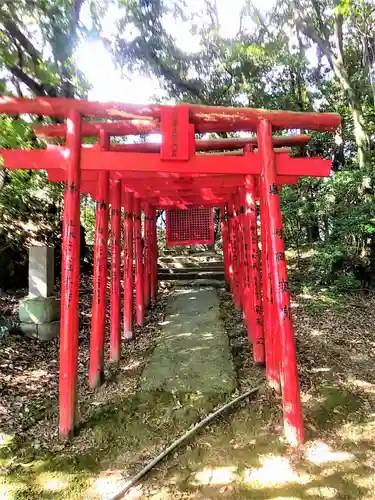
[
  {"left": 46, "top": 169, "right": 248, "bottom": 183},
  {"left": 189, "top": 104, "right": 341, "bottom": 132},
  {"left": 0, "top": 97, "right": 340, "bottom": 132},
  {"left": 0, "top": 96, "right": 160, "bottom": 120},
  {"left": 83, "top": 183, "right": 237, "bottom": 199},
  {"left": 216, "top": 147, "right": 291, "bottom": 155},
  {"left": 196, "top": 135, "right": 311, "bottom": 150},
  {"left": 109, "top": 144, "right": 292, "bottom": 154},
  {"left": 34, "top": 118, "right": 311, "bottom": 150},
  {"left": 0, "top": 148, "right": 331, "bottom": 176},
  {"left": 46, "top": 170, "right": 299, "bottom": 189},
  {"left": 44, "top": 160, "right": 245, "bottom": 180},
  {"left": 154, "top": 201, "right": 221, "bottom": 209},
  {"left": 86, "top": 188, "right": 231, "bottom": 206},
  {"left": 127, "top": 194, "right": 229, "bottom": 204},
  {"left": 34, "top": 120, "right": 159, "bottom": 138},
  {"left": 46, "top": 170, "right": 245, "bottom": 186},
  {"left": 47, "top": 171, "right": 246, "bottom": 189}
]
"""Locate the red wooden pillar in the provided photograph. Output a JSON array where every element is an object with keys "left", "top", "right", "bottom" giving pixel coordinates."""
[
  {"left": 228, "top": 199, "right": 235, "bottom": 295},
  {"left": 236, "top": 191, "right": 246, "bottom": 312},
  {"left": 143, "top": 203, "right": 151, "bottom": 310},
  {"left": 59, "top": 110, "right": 81, "bottom": 439},
  {"left": 229, "top": 197, "right": 241, "bottom": 309},
  {"left": 235, "top": 195, "right": 243, "bottom": 309},
  {"left": 227, "top": 203, "right": 234, "bottom": 289},
  {"left": 220, "top": 204, "right": 230, "bottom": 284},
  {"left": 258, "top": 118, "right": 304, "bottom": 446},
  {"left": 154, "top": 211, "right": 158, "bottom": 301},
  {"left": 124, "top": 191, "right": 134, "bottom": 339},
  {"left": 150, "top": 207, "right": 157, "bottom": 302},
  {"left": 134, "top": 197, "right": 145, "bottom": 326},
  {"left": 109, "top": 179, "right": 122, "bottom": 363},
  {"left": 89, "top": 170, "right": 109, "bottom": 389},
  {"left": 238, "top": 188, "right": 252, "bottom": 327},
  {"left": 259, "top": 178, "right": 279, "bottom": 389},
  {"left": 245, "top": 176, "right": 265, "bottom": 364}
]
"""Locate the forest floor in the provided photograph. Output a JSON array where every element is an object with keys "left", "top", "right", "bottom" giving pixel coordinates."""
[{"left": 1, "top": 251, "right": 375, "bottom": 499}]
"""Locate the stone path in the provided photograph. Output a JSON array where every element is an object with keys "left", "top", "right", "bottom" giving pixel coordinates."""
[{"left": 141, "top": 287, "right": 236, "bottom": 395}]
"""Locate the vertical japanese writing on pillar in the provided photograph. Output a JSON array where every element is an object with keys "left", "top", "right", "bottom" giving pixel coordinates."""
[
  {"left": 64, "top": 219, "right": 76, "bottom": 311},
  {"left": 171, "top": 111, "right": 178, "bottom": 157}
]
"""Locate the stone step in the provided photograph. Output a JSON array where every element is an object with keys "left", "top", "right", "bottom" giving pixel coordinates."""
[
  {"left": 158, "top": 261, "right": 224, "bottom": 270},
  {"left": 160, "top": 279, "right": 225, "bottom": 288},
  {"left": 158, "top": 270, "right": 225, "bottom": 281},
  {"left": 159, "top": 253, "right": 222, "bottom": 264},
  {"left": 158, "top": 267, "right": 224, "bottom": 275}
]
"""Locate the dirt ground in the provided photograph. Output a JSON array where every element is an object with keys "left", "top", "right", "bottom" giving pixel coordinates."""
[{"left": 1, "top": 263, "right": 375, "bottom": 499}]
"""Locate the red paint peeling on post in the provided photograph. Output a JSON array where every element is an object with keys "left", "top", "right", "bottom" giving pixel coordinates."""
[
  {"left": 244, "top": 176, "right": 265, "bottom": 363},
  {"left": 134, "top": 197, "right": 145, "bottom": 326},
  {"left": 150, "top": 207, "right": 157, "bottom": 302},
  {"left": 109, "top": 179, "right": 122, "bottom": 363},
  {"left": 259, "top": 177, "right": 280, "bottom": 389},
  {"left": 237, "top": 188, "right": 251, "bottom": 327},
  {"left": 236, "top": 191, "right": 246, "bottom": 313},
  {"left": 143, "top": 204, "right": 151, "bottom": 310},
  {"left": 89, "top": 170, "right": 109, "bottom": 388},
  {"left": 258, "top": 119, "right": 304, "bottom": 446},
  {"left": 124, "top": 191, "right": 134, "bottom": 339},
  {"left": 59, "top": 110, "right": 81, "bottom": 439},
  {"left": 227, "top": 202, "right": 235, "bottom": 292},
  {"left": 230, "top": 197, "right": 241, "bottom": 310}
]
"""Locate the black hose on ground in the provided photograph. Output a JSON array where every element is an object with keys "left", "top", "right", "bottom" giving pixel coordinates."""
[{"left": 108, "top": 383, "right": 264, "bottom": 500}]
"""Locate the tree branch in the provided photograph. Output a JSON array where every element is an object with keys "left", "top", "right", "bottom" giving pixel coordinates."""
[
  {"left": 250, "top": 1, "right": 271, "bottom": 38},
  {"left": 311, "top": 0, "right": 330, "bottom": 44},
  {"left": 130, "top": 37, "right": 204, "bottom": 100},
  {"left": 334, "top": 2, "right": 344, "bottom": 65},
  {"left": 294, "top": 16, "right": 335, "bottom": 70},
  {"left": 205, "top": 0, "right": 220, "bottom": 30},
  {"left": 7, "top": 66, "right": 46, "bottom": 96},
  {"left": 59, "top": 0, "right": 85, "bottom": 97},
  {"left": 0, "top": 13, "right": 43, "bottom": 66},
  {"left": 150, "top": 52, "right": 204, "bottom": 98}
]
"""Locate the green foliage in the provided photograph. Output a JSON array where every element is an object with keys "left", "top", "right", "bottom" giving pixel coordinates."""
[
  {"left": 0, "top": 0, "right": 92, "bottom": 98},
  {"left": 0, "top": 1, "right": 94, "bottom": 289},
  {"left": 0, "top": 116, "right": 35, "bottom": 149},
  {"left": 0, "top": 165, "right": 64, "bottom": 289},
  {"left": 282, "top": 165, "right": 375, "bottom": 290},
  {"left": 81, "top": 196, "right": 96, "bottom": 246},
  {"left": 0, "top": 114, "right": 66, "bottom": 289},
  {"left": 1, "top": 0, "right": 375, "bottom": 291},
  {"left": 0, "top": 316, "right": 19, "bottom": 337}
]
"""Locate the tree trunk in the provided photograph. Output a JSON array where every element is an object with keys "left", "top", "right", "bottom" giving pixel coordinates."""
[
  {"left": 332, "top": 12, "right": 369, "bottom": 168},
  {"left": 333, "top": 59, "right": 369, "bottom": 167},
  {"left": 295, "top": 8, "right": 370, "bottom": 168},
  {"left": 306, "top": 221, "right": 320, "bottom": 244}
]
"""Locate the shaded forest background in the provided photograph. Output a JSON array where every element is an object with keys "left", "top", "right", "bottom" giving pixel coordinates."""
[{"left": 1, "top": 0, "right": 375, "bottom": 292}]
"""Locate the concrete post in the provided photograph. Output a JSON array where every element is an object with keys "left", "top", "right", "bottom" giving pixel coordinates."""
[
  {"left": 19, "top": 246, "right": 60, "bottom": 340},
  {"left": 28, "top": 246, "right": 55, "bottom": 298}
]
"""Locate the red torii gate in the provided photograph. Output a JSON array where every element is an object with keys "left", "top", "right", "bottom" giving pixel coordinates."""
[{"left": 0, "top": 96, "right": 341, "bottom": 447}]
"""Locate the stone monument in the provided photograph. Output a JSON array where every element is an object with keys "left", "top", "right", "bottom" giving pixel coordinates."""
[{"left": 19, "top": 246, "right": 60, "bottom": 340}]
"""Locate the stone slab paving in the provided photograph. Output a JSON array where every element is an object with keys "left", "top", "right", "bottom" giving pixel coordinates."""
[{"left": 141, "top": 287, "right": 236, "bottom": 394}]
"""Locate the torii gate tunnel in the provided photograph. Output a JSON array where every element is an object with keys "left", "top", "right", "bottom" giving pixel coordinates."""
[{"left": 0, "top": 97, "right": 341, "bottom": 446}]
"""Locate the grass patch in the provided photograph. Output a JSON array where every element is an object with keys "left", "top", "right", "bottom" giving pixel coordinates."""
[
  {"left": 311, "top": 386, "right": 363, "bottom": 430},
  {"left": 0, "top": 386, "right": 236, "bottom": 498},
  {"left": 3, "top": 259, "right": 375, "bottom": 499}
]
